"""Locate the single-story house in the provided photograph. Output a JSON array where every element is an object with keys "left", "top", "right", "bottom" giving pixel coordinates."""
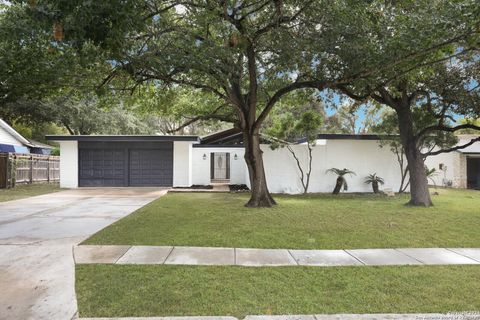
[
  {"left": 46, "top": 129, "right": 480, "bottom": 193},
  {"left": 0, "top": 119, "right": 55, "bottom": 155}
]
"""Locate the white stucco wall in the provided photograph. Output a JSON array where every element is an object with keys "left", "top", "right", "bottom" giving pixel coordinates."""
[
  {"left": 58, "top": 141, "right": 78, "bottom": 188},
  {"left": 173, "top": 141, "right": 193, "bottom": 187},
  {"left": 423, "top": 135, "right": 480, "bottom": 188},
  {"left": 54, "top": 136, "right": 474, "bottom": 192},
  {"left": 424, "top": 151, "right": 462, "bottom": 188},
  {"left": 191, "top": 147, "right": 246, "bottom": 185},
  {"left": 254, "top": 139, "right": 407, "bottom": 194}
]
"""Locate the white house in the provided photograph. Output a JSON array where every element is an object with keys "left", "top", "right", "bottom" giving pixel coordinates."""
[
  {"left": 46, "top": 129, "right": 480, "bottom": 193},
  {"left": 0, "top": 119, "right": 32, "bottom": 154},
  {"left": 0, "top": 119, "right": 54, "bottom": 155}
]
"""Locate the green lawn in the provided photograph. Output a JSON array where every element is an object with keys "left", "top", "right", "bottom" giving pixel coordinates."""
[
  {"left": 84, "top": 188, "right": 480, "bottom": 249},
  {"left": 76, "top": 264, "right": 480, "bottom": 318},
  {"left": 0, "top": 183, "right": 60, "bottom": 202}
]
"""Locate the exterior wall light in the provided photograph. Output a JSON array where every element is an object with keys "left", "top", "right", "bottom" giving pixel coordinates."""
[
  {"left": 203, "top": 154, "right": 207, "bottom": 160},
  {"left": 234, "top": 154, "right": 238, "bottom": 160}
]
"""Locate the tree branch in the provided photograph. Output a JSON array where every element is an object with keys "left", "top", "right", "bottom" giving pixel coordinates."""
[
  {"left": 336, "top": 84, "right": 370, "bottom": 101},
  {"left": 166, "top": 104, "right": 233, "bottom": 133},
  {"left": 253, "top": 1, "right": 314, "bottom": 40},
  {"left": 425, "top": 137, "right": 480, "bottom": 157},
  {"left": 286, "top": 145, "right": 307, "bottom": 192},
  {"left": 416, "top": 123, "right": 480, "bottom": 139},
  {"left": 255, "top": 80, "right": 327, "bottom": 128}
]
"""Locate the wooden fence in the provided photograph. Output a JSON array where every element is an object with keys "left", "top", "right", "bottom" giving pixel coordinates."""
[{"left": 0, "top": 153, "right": 60, "bottom": 188}]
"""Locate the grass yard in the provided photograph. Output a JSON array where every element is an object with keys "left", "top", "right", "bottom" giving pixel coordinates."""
[
  {"left": 0, "top": 183, "right": 60, "bottom": 202},
  {"left": 76, "top": 264, "right": 480, "bottom": 318},
  {"left": 84, "top": 188, "right": 480, "bottom": 249}
]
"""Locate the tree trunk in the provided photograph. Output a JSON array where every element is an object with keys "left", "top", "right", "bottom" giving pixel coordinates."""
[
  {"left": 333, "top": 177, "right": 343, "bottom": 194},
  {"left": 396, "top": 107, "right": 433, "bottom": 207},
  {"left": 286, "top": 146, "right": 307, "bottom": 193},
  {"left": 399, "top": 166, "right": 409, "bottom": 193},
  {"left": 243, "top": 130, "right": 276, "bottom": 207},
  {"left": 305, "top": 143, "right": 313, "bottom": 194},
  {"left": 372, "top": 181, "right": 379, "bottom": 194}
]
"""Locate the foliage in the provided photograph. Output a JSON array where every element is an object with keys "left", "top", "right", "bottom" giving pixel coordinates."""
[
  {"left": 322, "top": 100, "right": 381, "bottom": 134},
  {"left": 425, "top": 167, "right": 439, "bottom": 187},
  {"left": 364, "top": 174, "right": 385, "bottom": 185},
  {"left": 364, "top": 173, "right": 385, "bottom": 193},
  {"left": 267, "top": 110, "right": 322, "bottom": 147},
  {"left": 49, "top": 93, "right": 149, "bottom": 135},
  {"left": 458, "top": 118, "right": 480, "bottom": 134},
  {"left": 0, "top": 2, "right": 108, "bottom": 124},
  {"left": 326, "top": 168, "right": 356, "bottom": 194},
  {"left": 326, "top": 168, "right": 356, "bottom": 178},
  {"left": 371, "top": 108, "right": 460, "bottom": 153},
  {"left": 13, "top": 121, "right": 65, "bottom": 144},
  {"left": 130, "top": 86, "right": 231, "bottom": 135},
  {"left": 266, "top": 107, "right": 322, "bottom": 194}
]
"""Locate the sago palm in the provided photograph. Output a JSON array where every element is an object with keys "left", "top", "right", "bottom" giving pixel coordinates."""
[
  {"left": 364, "top": 173, "right": 385, "bottom": 194},
  {"left": 326, "top": 168, "right": 356, "bottom": 194},
  {"left": 425, "top": 167, "right": 438, "bottom": 188}
]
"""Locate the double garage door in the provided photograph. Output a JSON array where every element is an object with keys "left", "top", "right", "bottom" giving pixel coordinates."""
[{"left": 79, "top": 141, "right": 173, "bottom": 187}]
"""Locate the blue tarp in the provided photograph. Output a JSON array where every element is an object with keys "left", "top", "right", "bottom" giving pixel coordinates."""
[
  {"left": 0, "top": 144, "right": 29, "bottom": 154},
  {"left": 14, "top": 145, "right": 30, "bottom": 153},
  {"left": 0, "top": 144, "right": 15, "bottom": 153}
]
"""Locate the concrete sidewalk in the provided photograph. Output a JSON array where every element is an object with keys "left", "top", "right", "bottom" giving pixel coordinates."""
[{"left": 74, "top": 245, "right": 480, "bottom": 266}]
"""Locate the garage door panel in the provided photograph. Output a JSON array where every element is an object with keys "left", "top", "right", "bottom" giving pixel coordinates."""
[
  {"left": 129, "top": 149, "right": 173, "bottom": 186},
  {"left": 79, "top": 148, "right": 126, "bottom": 187}
]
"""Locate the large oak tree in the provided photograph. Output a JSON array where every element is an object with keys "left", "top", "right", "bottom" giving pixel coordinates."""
[{"left": 339, "top": 34, "right": 479, "bottom": 206}]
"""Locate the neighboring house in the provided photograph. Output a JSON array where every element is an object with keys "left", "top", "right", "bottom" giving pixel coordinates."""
[
  {"left": 0, "top": 119, "right": 55, "bottom": 155},
  {"left": 46, "top": 129, "right": 480, "bottom": 193},
  {"left": 425, "top": 135, "right": 480, "bottom": 190}
]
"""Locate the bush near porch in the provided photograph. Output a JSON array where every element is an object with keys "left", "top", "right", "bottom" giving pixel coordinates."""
[{"left": 84, "top": 188, "right": 480, "bottom": 249}]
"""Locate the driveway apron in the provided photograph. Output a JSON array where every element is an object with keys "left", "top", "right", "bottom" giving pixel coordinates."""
[{"left": 0, "top": 188, "right": 166, "bottom": 320}]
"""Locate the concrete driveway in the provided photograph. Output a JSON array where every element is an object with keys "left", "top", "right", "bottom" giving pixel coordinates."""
[{"left": 0, "top": 188, "right": 167, "bottom": 320}]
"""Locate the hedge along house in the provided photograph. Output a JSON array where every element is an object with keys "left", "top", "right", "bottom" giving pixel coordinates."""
[{"left": 46, "top": 130, "right": 480, "bottom": 193}]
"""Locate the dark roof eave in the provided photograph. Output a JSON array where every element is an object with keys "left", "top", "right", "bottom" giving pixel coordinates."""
[
  {"left": 200, "top": 128, "right": 242, "bottom": 144},
  {"left": 45, "top": 135, "right": 200, "bottom": 142}
]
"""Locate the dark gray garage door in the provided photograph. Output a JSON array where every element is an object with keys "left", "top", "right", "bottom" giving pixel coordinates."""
[
  {"left": 129, "top": 149, "right": 173, "bottom": 186},
  {"left": 79, "top": 142, "right": 173, "bottom": 187},
  {"left": 79, "top": 149, "right": 126, "bottom": 187}
]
